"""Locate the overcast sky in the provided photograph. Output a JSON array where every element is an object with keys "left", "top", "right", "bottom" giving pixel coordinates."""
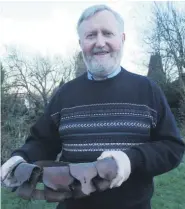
[{"left": 0, "top": 1, "right": 173, "bottom": 75}]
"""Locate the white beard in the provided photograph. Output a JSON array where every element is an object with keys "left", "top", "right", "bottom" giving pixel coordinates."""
[{"left": 82, "top": 46, "right": 123, "bottom": 79}]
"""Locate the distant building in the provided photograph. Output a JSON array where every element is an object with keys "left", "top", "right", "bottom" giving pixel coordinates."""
[
  {"left": 147, "top": 53, "right": 166, "bottom": 86},
  {"left": 147, "top": 53, "right": 185, "bottom": 109},
  {"left": 75, "top": 51, "right": 86, "bottom": 78}
]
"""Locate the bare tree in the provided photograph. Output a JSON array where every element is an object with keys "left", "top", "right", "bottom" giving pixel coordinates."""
[
  {"left": 3, "top": 48, "right": 75, "bottom": 109},
  {"left": 1, "top": 47, "right": 84, "bottom": 162},
  {"left": 144, "top": 2, "right": 185, "bottom": 84},
  {"left": 143, "top": 2, "right": 185, "bottom": 126}
]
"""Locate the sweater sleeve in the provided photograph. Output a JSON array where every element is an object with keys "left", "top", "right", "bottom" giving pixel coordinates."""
[
  {"left": 124, "top": 81, "right": 185, "bottom": 177},
  {"left": 11, "top": 91, "right": 62, "bottom": 163}
]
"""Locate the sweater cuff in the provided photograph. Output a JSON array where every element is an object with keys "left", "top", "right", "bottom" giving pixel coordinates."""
[
  {"left": 124, "top": 148, "right": 144, "bottom": 174},
  {"left": 11, "top": 151, "right": 30, "bottom": 163}
]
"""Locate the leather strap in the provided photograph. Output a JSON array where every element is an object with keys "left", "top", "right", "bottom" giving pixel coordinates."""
[{"left": 10, "top": 158, "right": 118, "bottom": 202}]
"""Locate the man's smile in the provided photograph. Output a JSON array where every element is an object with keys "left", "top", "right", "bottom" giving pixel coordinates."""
[{"left": 93, "top": 51, "right": 110, "bottom": 58}]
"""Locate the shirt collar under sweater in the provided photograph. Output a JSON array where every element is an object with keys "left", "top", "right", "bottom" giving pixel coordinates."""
[{"left": 87, "top": 66, "right": 121, "bottom": 80}]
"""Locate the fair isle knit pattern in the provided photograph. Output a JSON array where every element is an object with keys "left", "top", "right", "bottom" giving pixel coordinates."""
[{"left": 54, "top": 103, "right": 157, "bottom": 162}]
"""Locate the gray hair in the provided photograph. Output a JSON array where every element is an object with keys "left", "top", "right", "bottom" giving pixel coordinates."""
[{"left": 77, "top": 5, "right": 124, "bottom": 36}]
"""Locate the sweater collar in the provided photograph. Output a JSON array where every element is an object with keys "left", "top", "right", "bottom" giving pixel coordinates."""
[{"left": 87, "top": 66, "right": 121, "bottom": 80}]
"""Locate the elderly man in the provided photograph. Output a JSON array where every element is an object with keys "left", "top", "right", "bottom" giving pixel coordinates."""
[{"left": 1, "top": 4, "right": 185, "bottom": 209}]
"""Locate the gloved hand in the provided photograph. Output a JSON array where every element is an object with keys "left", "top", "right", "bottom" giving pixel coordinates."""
[
  {"left": 1, "top": 156, "right": 26, "bottom": 187},
  {"left": 97, "top": 151, "right": 131, "bottom": 189}
]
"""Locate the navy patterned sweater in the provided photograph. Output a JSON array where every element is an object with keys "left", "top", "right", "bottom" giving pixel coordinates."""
[{"left": 12, "top": 67, "right": 185, "bottom": 209}]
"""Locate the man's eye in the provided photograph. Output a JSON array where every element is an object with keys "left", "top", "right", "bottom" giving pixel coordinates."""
[
  {"left": 87, "top": 34, "right": 95, "bottom": 38},
  {"left": 104, "top": 32, "right": 112, "bottom": 36}
]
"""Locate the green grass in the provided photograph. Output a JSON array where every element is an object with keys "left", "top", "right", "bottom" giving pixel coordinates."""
[
  {"left": 1, "top": 189, "right": 58, "bottom": 209},
  {"left": 152, "top": 159, "right": 185, "bottom": 209},
  {"left": 1, "top": 159, "right": 185, "bottom": 209}
]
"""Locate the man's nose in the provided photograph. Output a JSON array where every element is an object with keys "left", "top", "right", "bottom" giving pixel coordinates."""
[{"left": 95, "top": 34, "right": 106, "bottom": 47}]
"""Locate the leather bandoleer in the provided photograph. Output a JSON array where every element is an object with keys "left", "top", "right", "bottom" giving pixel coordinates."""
[{"left": 4, "top": 157, "right": 118, "bottom": 202}]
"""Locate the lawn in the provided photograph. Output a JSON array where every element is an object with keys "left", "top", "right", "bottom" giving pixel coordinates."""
[
  {"left": 152, "top": 158, "right": 185, "bottom": 209},
  {"left": 1, "top": 158, "right": 185, "bottom": 209}
]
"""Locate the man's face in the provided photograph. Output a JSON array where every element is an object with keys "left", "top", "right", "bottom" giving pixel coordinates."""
[{"left": 78, "top": 10, "right": 125, "bottom": 78}]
